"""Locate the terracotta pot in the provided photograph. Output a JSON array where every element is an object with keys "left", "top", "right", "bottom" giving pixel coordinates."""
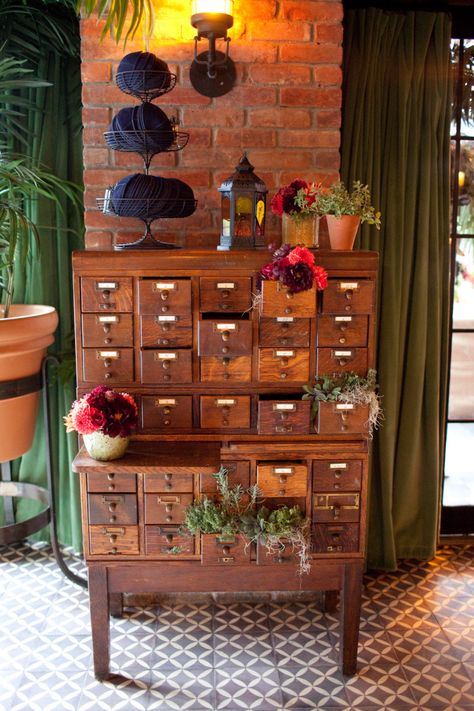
[
  {"left": 325, "top": 215, "right": 361, "bottom": 250},
  {"left": 0, "top": 305, "right": 58, "bottom": 462},
  {"left": 83, "top": 431, "right": 130, "bottom": 461}
]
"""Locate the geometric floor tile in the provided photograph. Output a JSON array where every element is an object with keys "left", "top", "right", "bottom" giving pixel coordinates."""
[{"left": 1, "top": 541, "right": 474, "bottom": 710}]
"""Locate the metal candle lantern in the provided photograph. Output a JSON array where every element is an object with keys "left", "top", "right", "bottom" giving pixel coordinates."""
[{"left": 218, "top": 154, "right": 267, "bottom": 250}]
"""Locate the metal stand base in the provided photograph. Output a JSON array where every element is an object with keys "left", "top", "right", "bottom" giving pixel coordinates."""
[{"left": 0, "top": 355, "right": 87, "bottom": 588}]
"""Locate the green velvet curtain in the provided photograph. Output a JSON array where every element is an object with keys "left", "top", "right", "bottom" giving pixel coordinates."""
[
  {"left": 7, "top": 22, "right": 84, "bottom": 550},
  {"left": 341, "top": 8, "right": 451, "bottom": 569}
]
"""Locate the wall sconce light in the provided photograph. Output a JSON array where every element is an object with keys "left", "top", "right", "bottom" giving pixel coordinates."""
[{"left": 190, "top": 0, "right": 236, "bottom": 97}]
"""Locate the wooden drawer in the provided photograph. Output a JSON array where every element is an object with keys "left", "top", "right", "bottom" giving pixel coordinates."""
[
  {"left": 258, "top": 348, "right": 310, "bottom": 383},
  {"left": 87, "top": 493, "right": 137, "bottom": 525},
  {"left": 317, "top": 347, "right": 368, "bottom": 376},
  {"left": 145, "top": 525, "right": 194, "bottom": 555},
  {"left": 140, "top": 350, "right": 192, "bottom": 384},
  {"left": 144, "top": 493, "right": 193, "bottom": 525},
  {"left": 87, "top": 472, "right": 136, "bottom": 493},
  {"left": 313, "top": 492, "right": 360, "bottom": 523},
  {"left": 198, "top": 320, "right": 252, "bottom": 356},
  {"left": 315, "top": 402, "right": 370, "bottom": 435},
  {"left": 144, "top": 472, "right": 194, "bottom": 493},
  {"left": 140, "top": 314, "right": 192, "bottom": 348},
  {"left": 200, "top": 396, "right": 251, "bottom": 429},
  {"left": 200, "top": 356, "right": 252, "bottom": 383},
  {"left": 81, "top": 277, "right": 132, "bottom": 313},
  {"left": 141, "top": 396, "right": 192, "bottom": 431},
  {"left": 258, "top": 399, "right": 310, "bottom": 435},
  {"left": 259, "top": 281, "right": 316, "bottom": 318},
  {"left": 82, "top": 348, "right": 134, "bottom": 383},
  {"left": 313, "top": 460, "right": 363, "bottom": 492},
  {"left": 259, "top": 317, "right": 310, "bottom": 348},
  {"left": 201, "top": 533, "right": 251, "bottom": 565},
  {"left": 200, "top": 277, "right": 251, "bottom": 312},
  {"left": 257, "top": 463, "right": 307, "bottom": 498},
  {"left": 138, "top": 278, "right": 191, "bottom": 315},
  {"left": 200, "top": 460, "right": 250, "bottom": 493},
  {"left": 89, "top": 525, "right": 139, "bottom": 555},
  {"left": 318, "top": 315, "right": 368, "bottom": 347},
  {"left": 81, "top": 313, "right": 133, "bottom": 348},
  {"left": 312, "top": 523, "right": 359, "bottom": 553},
  {"left": 321, "top": 279, "right": 374, "bottom": 315},
  {"left": 257, "top": 539, "right": 299, "bottom": 565}
]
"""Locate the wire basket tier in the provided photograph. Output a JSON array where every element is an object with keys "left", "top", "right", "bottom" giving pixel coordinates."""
[
  {"left": 104, "top": 129, "right": 189, "bottom": 154},
  {"left": 115, "top": 71, "right": 177, "bottom": 102}
]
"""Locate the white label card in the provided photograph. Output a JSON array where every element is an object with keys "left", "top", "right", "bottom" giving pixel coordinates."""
[
  {"left": 275, "top": 350, "right": 295, "bottom": 357},
  {"left": 98, "top": 315, "right": 118, "bottom": 323},
  {"left": 330, "top": 463, "right": 348, "bottom": 469},
  {"left": 158, "top": 315, "right": 177, "bottom": 322},
  {"left": 276, "top": 317, "right": 294, "bottom": 323},
  {"left": 274, "top": 467, "right": 294, "bottom": 474},
  {"left": 217, "top": 282, "right": 235, "bottom": 289},
  {"left": 335, "top": 350, "right": 353, "bottom": 357},
  {"left": 157, "top": 399, "right": 176, "bottom": 406},
  {"left": 339, "top": 282, "right": 358, "bottom": 290},
  {"left": 155, "top": 282, "right": 176, "bottom": 290},
  {"left": 99, "top": 351, "right": 118, "bottom": 358},
  {"left": 336, "top": 404, "right": 355, "bottom": 410},
  {"left": 157, "top": 352, "right": 176, "bottom": 359},
  {"left": 97, "top": 282, "right": 117, "bottom": 289},
  {"left": 335, "top": 316, "right": 352, "bottom": 322},
  {"left": 216, "top": 323, "right": 236, "bottom": 331},
  {"left": 216, "top": 399, "right": 236, "bottom": 406},
  {"left": 274, "top": 403, "right": 296, "bottom": 411}
]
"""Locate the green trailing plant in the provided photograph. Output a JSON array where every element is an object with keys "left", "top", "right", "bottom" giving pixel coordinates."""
[
  {"left": 302, "top": 369, "right": 383, "bottom": 438},
  {"left": 183, "top": 468, "right": 312, "bottom": 574},
  {"left": 317, "top": 180, "right": 381, "bottom": 228},
  {"left": 79, "top": 0, "right": 154, "bottom": 43}
]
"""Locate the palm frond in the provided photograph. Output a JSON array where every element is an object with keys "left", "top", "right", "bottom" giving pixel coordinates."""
[{"left": 78, "top": 0, "right": 154, "bottom": 42}]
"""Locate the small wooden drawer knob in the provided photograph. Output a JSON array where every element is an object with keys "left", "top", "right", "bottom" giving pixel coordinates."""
[
  {"left": 111, "top": 547, "right": 118, "bottom": 554},
  {"left": 339, "top": 337, "right": 346, "bottom": 344},
  {"left": 222, "top": 545, "right": 230, "bottom": 555},
  {"left": 104, "top": 372, "right": 112, "bottom": 379},
  {"left": 279, "top": 337, "right": 289, "bottom": 345},
  {"left": 104, "top": 337, "right": 111, "bottom": 345},
  {"left": 161, "top": 359, "right": 170, "bottom": 370},
  {"left": 163, "top": 374, "right": 171, "bottom": 381},
  {"left": 161, "top": 323, "right": 170, "bottom": 332},
  {"left": 280, "top": 372, "right": 287, "bottom": 380},
  {"left": 102, "top": 324, "right": 111, "bottom": 334},
  {"left": 109, "top": 515, "right": 116, "bottom": 523},
  {"left": 102, "top": 290, "right": 110, "bottom": 299},
  {"left": 160, "top": 290, "right": 169, "bottom": 301},
  {"left": 104, "top": 358, "right": 112, "bottom": 367},
  {"left": 284, "top": 307, "right": 292, "bottom": 315},
  {"left": 222, "top": 357, "right": 230, "bottom": 367}
]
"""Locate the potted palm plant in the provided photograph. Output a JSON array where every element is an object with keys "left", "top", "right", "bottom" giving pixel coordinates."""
[
  {"left": 317, "top": 180, "right": 381, "bottom": 250},
  {"left": 0, "top": 54, "right": 80, "bottom": 463}
]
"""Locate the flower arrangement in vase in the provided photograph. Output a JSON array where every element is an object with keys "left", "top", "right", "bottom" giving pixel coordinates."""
[
  {"left": 65, "top": 386, "right": 138, "bottom": 460},
  {"left": 317, "top": 180, "right": 381, "bottom": 250},
  {"left": 259, "top": 244, "right": 328, "bottom": 294},
  {"left": 270, "top": 179, "right": 321, "bottom": 247}
]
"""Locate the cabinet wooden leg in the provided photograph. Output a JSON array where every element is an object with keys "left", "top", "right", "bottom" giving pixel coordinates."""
[
  {"left": 339, "top": 562, "right": 362, "bottom": 676},
  {"left": 88, "top": 566, "right": 110, "bottom": 681},
  {"left": 109, "top": 593, "right": 123, "bottom": 618},
  {"left": 323, "top": 590, "right": 338, "bottom": 613}
]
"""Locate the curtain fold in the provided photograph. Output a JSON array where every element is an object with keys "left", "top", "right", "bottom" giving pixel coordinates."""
[
  {"left": 9, "top": 41, "right": 84, "bottom": 550},
  {"left": 341, "top": 8, "right": 451, "bottom": 570}
]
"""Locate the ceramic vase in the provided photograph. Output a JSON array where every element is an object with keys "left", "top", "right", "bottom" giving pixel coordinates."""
[
  {"left": 83, "top": 431, "right": 129, "bottom": 461},
  {"left": 325, "top": 215, "right": 361, "bottom": 250},
  {"left": 282, "top": 213, "right": 319, "bottom": 247}
]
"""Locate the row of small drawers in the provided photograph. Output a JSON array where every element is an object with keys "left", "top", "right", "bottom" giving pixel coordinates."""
[
  {"left": 81, "top": 314, "right": 369, "bottom": 349},
  {"left": 82, "top": 347, "right": 368, "bottom": 384},
  {"left": 80, "top": 277, "right": 374, "bottom": 317}
]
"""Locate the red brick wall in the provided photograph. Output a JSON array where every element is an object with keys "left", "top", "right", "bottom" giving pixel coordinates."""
[{"left": 80, "top": 0, "right": 343, "bottom": 249}]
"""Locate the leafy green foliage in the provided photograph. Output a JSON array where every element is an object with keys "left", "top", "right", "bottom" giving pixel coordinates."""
[
  {"left": 317, "top": 180, "right": 381, "bottom": 227},
  {"left": 79, "top": 0, "right": 154, "bottom": 43}
]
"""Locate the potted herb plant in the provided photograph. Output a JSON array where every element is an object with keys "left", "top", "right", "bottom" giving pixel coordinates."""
[
  {"left": 302, "top": 369, "right": 382, "bottom": 437},
  {"left": 0, "top": 54, "right": 81, "bottom": 463},
  {"left": 317, "top": 180, "right": 381, "bottom": 250}
]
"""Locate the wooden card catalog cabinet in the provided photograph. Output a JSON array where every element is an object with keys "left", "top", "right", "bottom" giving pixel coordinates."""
[{"left": 72, "top": 249, "right": 378, "bottom": 681}]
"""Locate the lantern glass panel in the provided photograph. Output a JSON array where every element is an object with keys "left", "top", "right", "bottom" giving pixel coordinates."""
[
  {"left": 234, "top": 194, "right": 253, "bottom": 238},
  {"left": 221, "top": 195, "right": 231, "bottom": 238}
]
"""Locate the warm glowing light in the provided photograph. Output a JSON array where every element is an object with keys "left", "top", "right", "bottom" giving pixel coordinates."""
[
  {"left": 192, "top": 0, "right": 232, "bottom": 15},
  {"left": 458, "top": 170, "right": 465, "bottom": 188}
]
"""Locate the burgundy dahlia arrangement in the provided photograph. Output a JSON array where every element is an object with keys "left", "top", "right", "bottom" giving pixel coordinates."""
[
  {"left": 64, "top": 386, "right": 138, "bottom": 438},
  {"left": 259, "top": 245, "right": 328, "bottom": 295},
  {"left": 270, "top": 179, "right": 320, "bottom": 220}
]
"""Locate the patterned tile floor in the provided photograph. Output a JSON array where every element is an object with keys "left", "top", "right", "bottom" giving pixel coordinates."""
[{"left": 0, "top": 542, "right": 473, "bottom": 710}]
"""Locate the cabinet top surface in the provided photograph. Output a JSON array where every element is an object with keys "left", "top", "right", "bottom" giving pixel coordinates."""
[
  {"left": 73, "top": 249, "right": 379, "bottom": 273},
  {"left": 72, "top": 441, "right": 221, "bottom": 472}
]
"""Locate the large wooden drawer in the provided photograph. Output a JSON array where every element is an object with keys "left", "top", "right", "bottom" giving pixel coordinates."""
[
  {"left": 89, "top": 525, "right": 139, "bottom": 555},
  {"left": 200, "top": 396, "right": 251, "bottom": 429},
  {"left": 317, "top": 315, "right": 368, "bottom": 347},
  {"left": 200, "top": 277, "right": 252, "bottom": 312},
  {"left": 198, "top": 320, "right": 252, "bottom": 356},
  {"left": 313, "top": 492, "right": 360, "bottom": 523},
  {"left": 259, "top": 317, "right": 310, "bottom": 348},
  {"left": 258, "top": 399, "right": 310, "bottom": 435},
  {"left": 140, "top": 314, "right": 192, "bottom": 348},
  {"left": 313, "top": 460, "right": 363, "bottom": 492},
  {"left": 87, "top": 493, "right": 137, "bottom": 525},
  {"left": 317, "top": 347, "right": 368, "bottom": 376},
  {"left": 82, "top": 348, "right": 134, "bottom": 383},
  {"left": 138, "top": 278, "right": 191, "bottom": 315},
  {"left": 315, "top": 402, "right": 370, "bottom": 435},
  {"left": 144, "top": 493, "right": 193, "bottom": 524},
  {"left": 145, "top": 525, "right": 194, "bottom": 555},
  {"left": 258, "top": 348, "right": 310, "bottom": 382},
  {"left": 140, "top": 350, "right": 192, "bottom": 384},
  {"left": 87, "top": 472, "right": 136, "bottom": 493},
  {"left": 144, "top": 472, "right": 194, "bottom": 493},
  {"left": 257, "top": 539, "right": 300, "bottom": 566},
  {"left": 312, "top": 523, "right": 359, "bottom": 553},
  {"left": 200, "top": 356, "right": 252, "bottom": 383},
  {"left": 141, "top": 395, "right": 193, "bottom": 431},
  {"left": 321, "top": 279, "right": 374, "bottom": 314},
  {"left": 259, "top": 281, "right": 316, "bottom": 318},
  {"left": 201, "top": 533, "right": 251, "bottom": 565},
  {"left": 81, "top": 313, "right": 133, "bottom": 348},
  {"left": 200, "top": 460, "right": 250, "bottom": 493},
  {"left": 257, "top": 463, "right": 307, "bottom": 497},
  {"left": 81, "top": 277, "right": 132, "bottom": 313}
]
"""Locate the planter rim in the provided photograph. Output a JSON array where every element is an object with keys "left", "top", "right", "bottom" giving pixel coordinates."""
[{"left": 0, "top": 304, "right": 56, "bottom": 321}]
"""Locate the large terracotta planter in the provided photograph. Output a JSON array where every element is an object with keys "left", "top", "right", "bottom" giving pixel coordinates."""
[
  {"left": 325, "top": 215, "right": 361, "bottom": 250},
  {"left": 0, "top": 305, "right": 58, "bottom": 462}
]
